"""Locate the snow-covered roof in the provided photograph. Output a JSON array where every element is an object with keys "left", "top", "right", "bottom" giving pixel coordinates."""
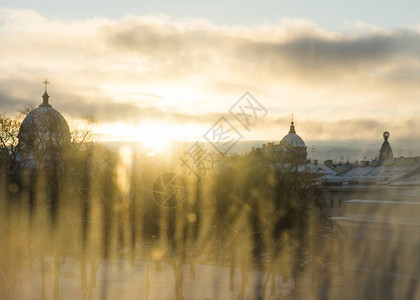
[
  {"left": 321, "top": 157, "right": 420, "bottom": 186},
  {"left": 299, "top": 163, "right": 336, "bottom": 175}
]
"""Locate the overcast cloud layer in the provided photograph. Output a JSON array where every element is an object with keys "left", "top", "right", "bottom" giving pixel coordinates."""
[{"left": 1, "top": 9, "right": 420, "bottom": 140}]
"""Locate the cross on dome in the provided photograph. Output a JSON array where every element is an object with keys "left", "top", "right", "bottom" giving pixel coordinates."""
[
  {"left": 42, "top": 79, "right": 50, "bottom": 92},
  {"left": 41, "top": 79, "right": 51, "bottom": 107}
]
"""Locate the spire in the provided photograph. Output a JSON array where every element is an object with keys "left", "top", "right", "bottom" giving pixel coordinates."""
[
  {"left": 40, "top": 79, "right": 51, "bottom": 107},
  {"left": 379, "top": 131, "right": 393, "bottom": 163},
  {"left": 289, "top": 113, "right": 296, "bottom": 134}
]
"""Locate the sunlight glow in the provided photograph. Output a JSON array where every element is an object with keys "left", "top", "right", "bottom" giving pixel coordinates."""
[{"left": 97, "top": 122, "right": 207, "bottom": 151}]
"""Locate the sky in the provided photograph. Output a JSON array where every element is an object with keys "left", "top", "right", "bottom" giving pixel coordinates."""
[{"left": 0, "top": 1, "right": 420, "bottom": 144}]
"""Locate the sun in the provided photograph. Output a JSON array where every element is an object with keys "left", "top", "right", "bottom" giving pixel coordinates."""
[
  {"left": 136, "top": 124, "right": 170, "bottom": 151},
  {"left": 97, "top": 122, "right": 168, "bottom": 150},
  {"left": 120, "top": 122, "right": 172, "bottom": 152},
  {"left": 98, "top": 121, "right": 207, "bottom": 152}
]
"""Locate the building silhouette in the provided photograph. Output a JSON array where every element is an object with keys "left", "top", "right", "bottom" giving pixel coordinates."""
[
  {"left": 278, "top": 117, "right": 307, "bottom": 162},
  {"left": 17, "top": 81, "right": 70, "bottom": 218},
  {"left": 252, "top": 114, "right": 308, "bottom": 163},
  {"left": 18, "top": 81, "right": 70, "bottom": 168},
  {"left": 378, "top": 131, "right": 394, "bottom": 165}
]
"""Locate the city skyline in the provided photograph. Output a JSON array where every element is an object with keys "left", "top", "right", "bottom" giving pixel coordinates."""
[{"left": 1, "top": 3, "right": 420, "bottom": 299}]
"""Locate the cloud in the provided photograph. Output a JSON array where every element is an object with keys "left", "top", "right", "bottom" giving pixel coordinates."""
[
  {"left": 55, "top": 93, "right": 226, "bottom": 124},
  {"left": 0, "top": 9, "right": 419, "bottom": 140},
  {"left": 0, "top": 91, "right": 26, "bottom": 112},
  {"left": 253, "top": 116, "right": 420, "bottom": 140}
]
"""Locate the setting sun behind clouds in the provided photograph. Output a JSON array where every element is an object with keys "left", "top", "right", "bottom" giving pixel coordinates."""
[{"left": 98, "top": 121, "right": 207, "bottom": 151}]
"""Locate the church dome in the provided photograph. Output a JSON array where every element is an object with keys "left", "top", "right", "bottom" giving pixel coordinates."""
[
  {"left": 280, "top": 121, "right": 306, "bottom": 148},
  {"left": 277, "top": 116, "right": 307, "bottom": 163},
  {"left": 18, "top": 90, "right": 70, "bottom": 154}
]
